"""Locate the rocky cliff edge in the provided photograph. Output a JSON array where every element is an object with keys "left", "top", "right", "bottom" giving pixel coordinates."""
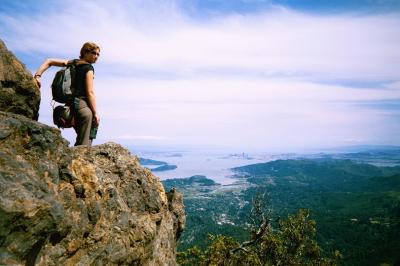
[
  {"left": 0, "top": 40, "right": 185, "bottom": 265},
  {"left": 0, "top": 39, "right": 40, "bottom": 121}
]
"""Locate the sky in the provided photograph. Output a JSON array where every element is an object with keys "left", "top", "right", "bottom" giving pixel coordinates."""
[{"left": 1, "top": 0, "right": 399, "bottom": 152}]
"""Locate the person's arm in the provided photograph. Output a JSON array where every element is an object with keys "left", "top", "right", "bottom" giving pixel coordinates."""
[
  {"left": 85, "top": 70, "right": 100, "bottom": 125},
  {"left": 34, "top": 58, "right": 69, "bottom": 88}
]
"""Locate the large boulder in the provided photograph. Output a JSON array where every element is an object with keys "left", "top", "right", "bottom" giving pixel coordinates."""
[
  {"left": 0, "top": 39, "right": 40, "bottom": 120},
  {"left": 0, "top": 111, "right": 185, "bottom": 265},
  {"left": 0, "top": 38, "right": 185, "bottom": 265}
]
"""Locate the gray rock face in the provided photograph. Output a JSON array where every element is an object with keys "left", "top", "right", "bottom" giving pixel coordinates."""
[
  {"left": 0, "top": 39, "right": 185, "bottom": 265},
  {"left": 0, "top": 111, "right": 185, "bottom": 265},
  {"left": 0, "top": 39, "right": 40, "bottom": 120}
]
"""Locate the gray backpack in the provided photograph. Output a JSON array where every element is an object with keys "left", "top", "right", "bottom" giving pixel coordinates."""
[{"left": 51, "top": 59, "right": 78, "bottom": 103}]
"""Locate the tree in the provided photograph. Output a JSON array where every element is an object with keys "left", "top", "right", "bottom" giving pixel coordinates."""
[{"left": 177, "top": 194, "right": 341, "bottom": 266}]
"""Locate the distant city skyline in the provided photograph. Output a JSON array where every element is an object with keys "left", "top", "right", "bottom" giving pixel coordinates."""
[{"left": 1, "top": 0, "right": 399, "bottom": 152}]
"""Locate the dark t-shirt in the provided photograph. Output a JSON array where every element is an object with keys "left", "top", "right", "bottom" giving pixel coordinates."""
[{"left": 74, "top": 62, "right": 94, "bottom": 98}]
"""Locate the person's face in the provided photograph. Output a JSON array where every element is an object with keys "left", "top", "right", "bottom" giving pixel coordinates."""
[{"left": 85, "top": 49, "right": 100, "bottom": 63}]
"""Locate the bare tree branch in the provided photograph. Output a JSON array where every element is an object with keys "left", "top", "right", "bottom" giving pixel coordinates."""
[{"left": 231, "top": 191, "right": 270, "bottom": 254}]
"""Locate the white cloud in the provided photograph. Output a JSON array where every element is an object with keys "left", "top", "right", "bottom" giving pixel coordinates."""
[
  {"left": 115, "top": 135, "right": 166, "bottom": 141},
  {"left": 2, "top": 1, "right": 400, "bottom": 81},
  {"left": 1, "top": 0, "right": 399, "bottom": 150},
  {"left": 88, "top": 76, "right": 400, "bottom": 150}
]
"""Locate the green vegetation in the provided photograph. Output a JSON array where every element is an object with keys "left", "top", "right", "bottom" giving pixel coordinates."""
[
  {"left": 177, "top": 209, "right": 341, "bottom": 266},
  {"left": 163, "top": 175, "right": 219, "bottom": 189},
  {"left": 163, "top": 158, "right": 400, "bottom": 265}
]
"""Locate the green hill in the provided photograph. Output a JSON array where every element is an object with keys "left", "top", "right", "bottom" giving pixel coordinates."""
[{"left": 166, "top": 158, "right": 400, "bottom": 265}]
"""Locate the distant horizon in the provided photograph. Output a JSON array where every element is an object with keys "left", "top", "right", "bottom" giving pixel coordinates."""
[
  {"left": 134, "top": 142, "right": 400, "bottom": 184},
  {"left": 127, "top": 142, "right": 400, "bottom": 155}
]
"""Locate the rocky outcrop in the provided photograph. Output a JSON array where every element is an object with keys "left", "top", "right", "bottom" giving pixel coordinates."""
[
  {"left": 0, "top": 39, "right": 40, "bottom": 120},
  {"left": 0, "top": 111, "right": 185, "bottom": 265},
  {"left": 0, "top": 40, "right": 185, "bottom": 265}
]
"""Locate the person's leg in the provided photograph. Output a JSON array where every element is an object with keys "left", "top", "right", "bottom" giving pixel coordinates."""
[{"left": 74, "top": 99, "right": 93, "bottom": 146}]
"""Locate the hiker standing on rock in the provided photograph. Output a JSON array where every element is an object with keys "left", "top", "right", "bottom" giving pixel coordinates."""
[{"left": 34, "top": 42, "right": 100, "bottom": 146}]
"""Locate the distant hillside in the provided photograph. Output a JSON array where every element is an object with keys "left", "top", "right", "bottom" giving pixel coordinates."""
[
  {"left": 152, "top": 164, "right": 177, "bottom": 172},
  {"left": 163, "top": 175, "right": 221, "bottom": 196},
  {"left": 233, "top": 158, "right": 400, "bottom": 179},
  {"left": 233, "top": 159, "right": 400, "bottom": 191},
  {"left": 163, "top": 175, "right": 219, "bottom": 189},
  {"left": 139, "top": 157, "right": 178, "bottom": 172},
  {"left": 139, "top": 157, "right": 167, "bottom": 165}
]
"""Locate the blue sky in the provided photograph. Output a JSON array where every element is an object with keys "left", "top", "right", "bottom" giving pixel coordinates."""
[
  {"left": 1, "top": 0, "right": 399, "bottom": 152},
  {"left": 178, "top": 0, "right": 400, "bottom": 15}
]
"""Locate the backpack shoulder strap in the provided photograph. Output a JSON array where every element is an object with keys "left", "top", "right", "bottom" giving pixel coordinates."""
[
  {"left": 75, "top": 59, "right": 92, "bottom": 65},
  {"left": 66, "top": 59, "right": 83, "bottom": 67},
  {"left": 68, "top": 60, "right": 79, "bottom": 101}
]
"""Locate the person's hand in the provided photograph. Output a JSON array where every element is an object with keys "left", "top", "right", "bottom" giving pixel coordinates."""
[
  {"left": 34, "top": 75, "right": 41, "bottom": 88},
  {"left": 94, "top": 114, "right": 100, "bottom": 126}
]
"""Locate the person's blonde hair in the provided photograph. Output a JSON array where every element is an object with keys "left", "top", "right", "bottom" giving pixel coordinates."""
[{"left": 80, "top": 42, "right": 100, "bottom": 59}]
